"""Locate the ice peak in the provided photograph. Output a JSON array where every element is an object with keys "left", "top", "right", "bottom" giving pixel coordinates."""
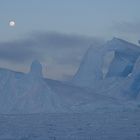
[
  {"left": 110, "top": 37, "right": 140, "bottom": 47},
  {"left": 109, "top": 37, "right": 131, "bottom": 45},
  {"left": 112, "top": 37, "right": 122, "bottom": 42},
  {"left": 29, "top": 60, "right": 43, "bottom": 77},
  {"left": 104, "top": 37, "right": 140, "bottom": 53}
]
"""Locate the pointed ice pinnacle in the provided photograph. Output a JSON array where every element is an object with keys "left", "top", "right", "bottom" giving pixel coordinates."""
[{"left": 29, "top": 60, "right": 43, "bottom": 77}]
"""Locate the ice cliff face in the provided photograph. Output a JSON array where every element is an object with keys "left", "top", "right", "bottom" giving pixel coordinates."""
[
  {"left": 105, "top": 38, "right": 140, "bottom": 77},
  {"left": 72, "top": 47, "right": 104, "bottom": 87},
  {"left": 72, "top": 38, "right": 140, "bottom": 88},
  {"left": 128, "top": 57, "right": 140, "bottom": 99}
]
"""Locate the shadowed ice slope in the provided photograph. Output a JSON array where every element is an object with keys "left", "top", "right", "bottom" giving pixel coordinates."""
[{"left": 0, "top": 60, "right": 121, "bottom": 114}]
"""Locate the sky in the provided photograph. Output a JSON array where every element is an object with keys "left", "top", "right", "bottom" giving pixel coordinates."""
[{"left": 0, "top": 0, "right": 140, "bottom": 80}]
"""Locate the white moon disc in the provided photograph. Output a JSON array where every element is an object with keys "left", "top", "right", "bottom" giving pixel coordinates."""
[{"left": 9, "top": 21, "right": 16, "bottom": 27}]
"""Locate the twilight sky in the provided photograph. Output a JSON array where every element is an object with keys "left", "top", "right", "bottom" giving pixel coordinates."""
[{"left": 0, "top": 0, "right": 140, "bottom": 80}]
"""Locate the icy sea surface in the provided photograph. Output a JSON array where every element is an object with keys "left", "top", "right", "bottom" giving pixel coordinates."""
[{"left": 0, "top": 109, "right": 140, "bottom": 140}]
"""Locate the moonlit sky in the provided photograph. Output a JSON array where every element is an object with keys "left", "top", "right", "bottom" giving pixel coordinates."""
[{"left": 0, "top": 0, "right": 140, "bottom": 80}]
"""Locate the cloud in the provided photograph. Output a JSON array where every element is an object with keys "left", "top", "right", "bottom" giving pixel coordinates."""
[
  {"left": 0, "top": 42, "right": 35, "bottom": 63},
  {"left": 30, "top": 31, "right": 101, "bottom": 48},
  {"left": 113, "top": 21, "right": 140, "bottom": 34},
  {"left": 0, "top": 31, "right": 104, "bottom": 80}
]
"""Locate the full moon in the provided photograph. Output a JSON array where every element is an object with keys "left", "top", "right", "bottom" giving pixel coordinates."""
[{"left": 9, "top": 21, "right": 16, "bottom": 27}]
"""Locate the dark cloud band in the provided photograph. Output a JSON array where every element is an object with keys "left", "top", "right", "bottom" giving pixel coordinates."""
[{"left": 0, "top": 31, "right": 103, "bottom": 80}]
